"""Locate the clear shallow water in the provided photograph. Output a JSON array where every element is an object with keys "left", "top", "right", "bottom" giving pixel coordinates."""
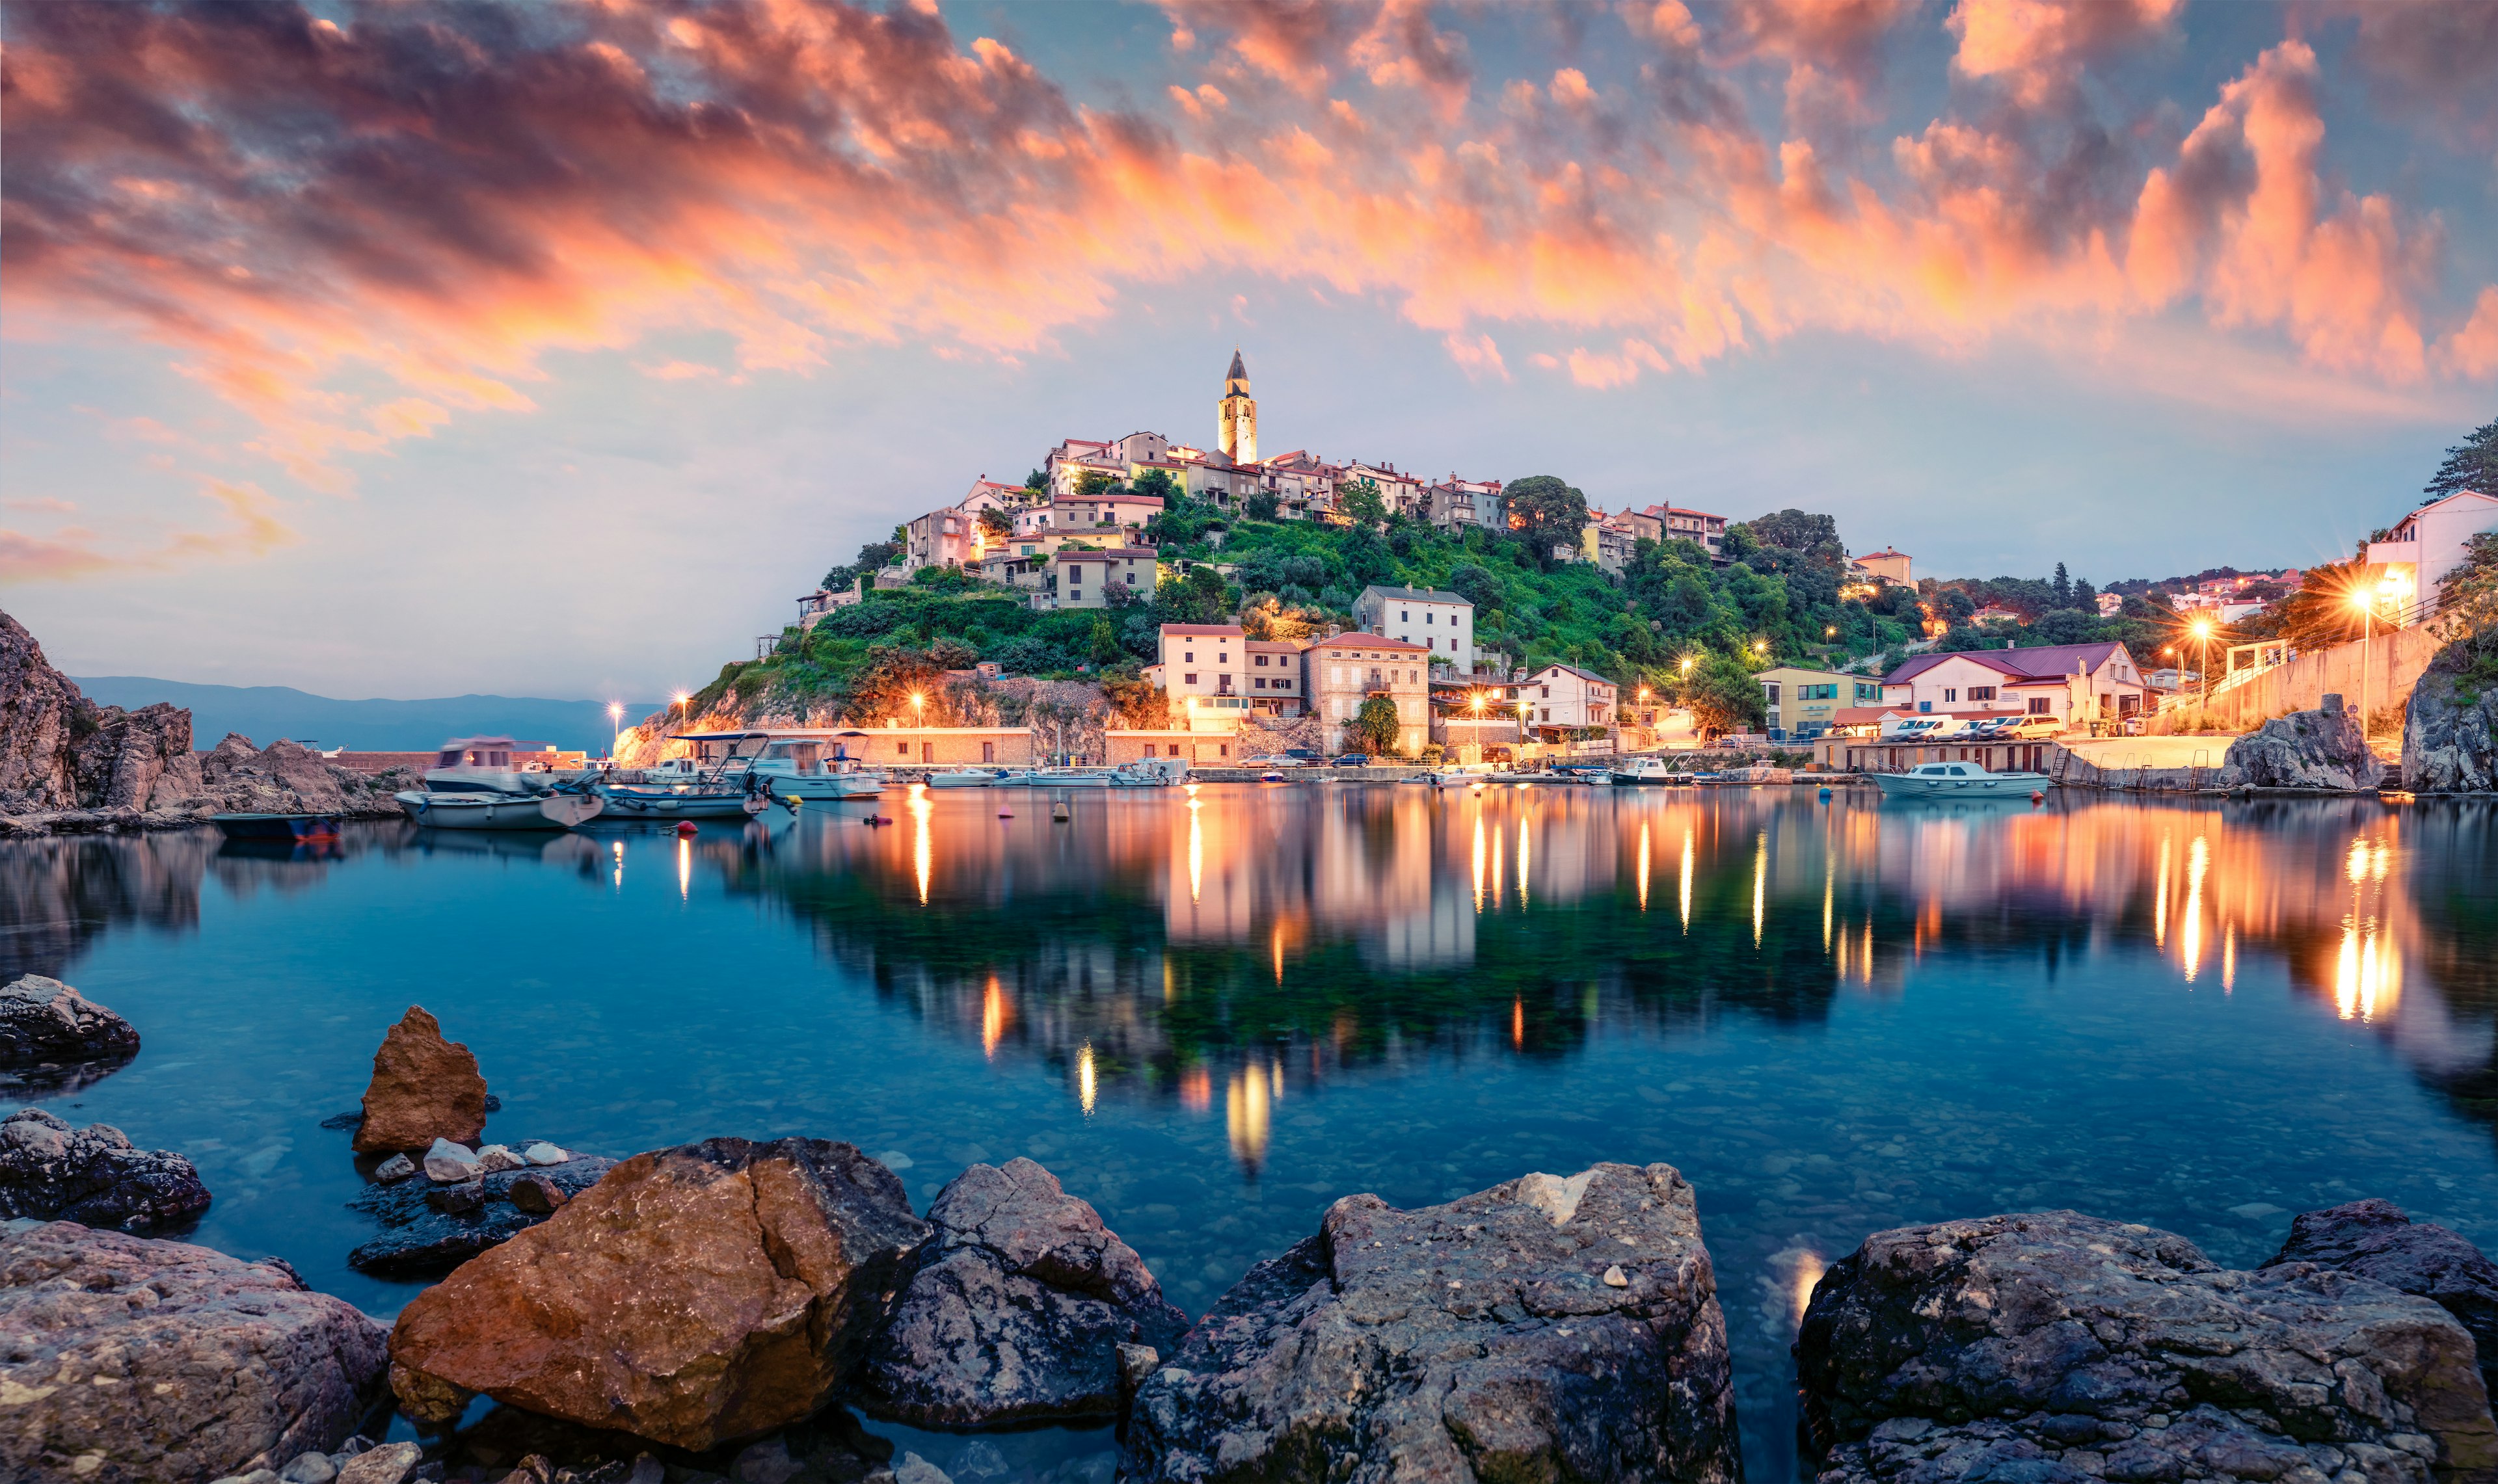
[{"left": 6, "top": 786, "right": 2498, "bottom": 1481}]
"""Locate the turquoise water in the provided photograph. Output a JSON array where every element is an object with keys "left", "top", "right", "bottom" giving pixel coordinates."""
[{"left": 5, "top": 786, "right": 2496, "bottom": 1481}]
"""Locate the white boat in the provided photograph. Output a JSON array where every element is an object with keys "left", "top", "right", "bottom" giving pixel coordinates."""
[
  {"left": 396, "top": 789, "right": 604, "bottom": 830},
  {"left": 1870, "top": 762, "right": 2053, "bottom": 798},
  {"left": 1609, "top": 756, "right": 1688, "bottom": 786},
  {"left": 924, "top": 768, "right": 1010, "bottom": 789},
  {"left": 660, "top": 731, "right": 887, "bottom": 801},
  {"left": 991, "top": 769, "right": 1116, "bottom": 787},
  {"left": 423, "top": 735, "right": 558, "bottom": 795},
  {"left": 591, "top": 785, "right": 769, "bottom": 820}
]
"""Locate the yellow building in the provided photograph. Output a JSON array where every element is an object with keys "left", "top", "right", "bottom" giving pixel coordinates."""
[
  {"left": 1218, "top": 348, "right": 1257, "bottom": 464},
  {"left": 1302, "top": 633, "right": 1431, "bottom": 754}
]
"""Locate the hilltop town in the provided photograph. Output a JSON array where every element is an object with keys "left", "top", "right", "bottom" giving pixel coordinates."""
[{"left": 620, "top": 360, "right": 2495, "bottom": 771}]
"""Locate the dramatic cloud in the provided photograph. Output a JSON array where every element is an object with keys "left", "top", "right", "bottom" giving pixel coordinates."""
[
  {"left": 0, "top": 479, "right": 295, "bottom": 581},
  {"left": 1, "top": 0, "right": 2490, "bottom": 533}
]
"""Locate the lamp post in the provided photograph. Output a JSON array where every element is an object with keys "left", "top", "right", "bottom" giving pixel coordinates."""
[
  {"left": 2190, "top": 618, "right": 2213, "bottom": 711},
  {"left": 2351, "top": 588, "right": 2375, "bottom": 732},
  {"left": 608, "top": 702, "right": 624, "bottom": 762}
]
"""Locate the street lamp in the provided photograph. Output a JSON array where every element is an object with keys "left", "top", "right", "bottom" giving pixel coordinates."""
[
  {"left": 2190, "top": 618, "right": 2213, "bottom": 709},
  {"left": 2350, "top": 587, "right": 2376, "bottom": 732},
  {"left": 608, "top": 702, "right": 624, "bottom": 761}
]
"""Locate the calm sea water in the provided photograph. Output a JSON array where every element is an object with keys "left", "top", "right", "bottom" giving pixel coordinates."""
[{"left": 6, "top": 784, "right": 2497, "bottom": 1481}]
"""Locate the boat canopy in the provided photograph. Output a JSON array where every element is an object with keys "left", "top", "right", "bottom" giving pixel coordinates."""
[{"left": 433, "top": 735, "right": 550, "bottom": 767}]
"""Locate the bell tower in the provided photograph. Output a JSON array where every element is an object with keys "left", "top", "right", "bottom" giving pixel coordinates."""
[{"left": 1217, "top": 348, "right": 1257, "bottom": 464}]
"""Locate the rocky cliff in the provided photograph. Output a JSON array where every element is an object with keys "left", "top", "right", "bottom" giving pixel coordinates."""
[
  {"left": 2220, "top": 696, "right": 2383, "bottom": 791},
  {"left": 1, "top": 609, "right": 414, "bottom": 832},
  {"left": 2403, "top": 644, "right": 2498, "bottom": 793}
]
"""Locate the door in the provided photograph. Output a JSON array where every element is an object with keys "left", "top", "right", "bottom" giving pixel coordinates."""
[
  {"left": 982, "top": 742, "right": 995, "bottom": 763},
  {"left": 921, "top": 742, "right": 933, "bottom": 764}
]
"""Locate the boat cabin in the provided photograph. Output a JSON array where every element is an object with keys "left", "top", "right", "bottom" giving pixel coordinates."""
[{"left": 435, "top": 736, "right": 547, "bottom": 769}]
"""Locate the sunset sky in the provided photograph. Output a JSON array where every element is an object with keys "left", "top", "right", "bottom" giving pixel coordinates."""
[{"left": 5, "top": 0, "right": 2494, "bottom": 700}]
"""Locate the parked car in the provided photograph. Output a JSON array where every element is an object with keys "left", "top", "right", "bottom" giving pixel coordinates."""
[
  {"left": 1330, "top": 752, "right": 1373, "bottom": 767},
  {"left": 1283, "top": 748, "right": 1325, "bottom": 763},
  {"left": 1242, "top": 754, "right": 1302, "bottom": 767},
  {"left": 2004, "top": 715, "right": 2062, "bottom": 738}
]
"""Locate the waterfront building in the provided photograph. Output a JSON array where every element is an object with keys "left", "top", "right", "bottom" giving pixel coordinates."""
[
  {"left": 1754, "top": 665, "right": 1859, "bottom": 741},
  {"left": 1351, "top": 584, "right": 1475, "bottom": 670},
  {"left": 1158, "top": 624, "right": 1255, "bottom": 732},
  {"left": 1302, "top": 633, "right": 1432, "bottom": 753},
  {"left": 1520, "top": 663, "right": 1617, "bottom": 734},
  {"left": 1880, "top": 641, "right": 2149, "bottom": 726}
]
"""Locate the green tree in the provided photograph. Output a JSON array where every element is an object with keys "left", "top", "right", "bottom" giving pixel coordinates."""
[
  {"left": 1502, "top": 475, "right": 1589, "bottom": 568},
  {"left": 1133, "top": 468, "right": 1180, "bottom": 501},
  {"left": 1349, "top": 695, "right": 1404, "bottom": 755},
  {"left": 1088, "top": 616, "right": 1123, "bottom": 666},
  {"left": 1680, "top": 652, "right": 1766, "bottom": 736},
  {"left": 1075, "top": 470, "right": 1116, "bottom": 499},
  {"left": 1736, "top": 509, "right": 1840, "bottom": 551},
  {"left": 1023, "top": 468, "right": 1048, "bottom": 492},
  {"left": 978, "top": 506, "right": 1013, "bottom": 542},
  {"left": 2425, "top": 418, "right": 2498, "bottom": 505},
  {"left": 1447, "top": 562, "right": 1502, "bottom": 612},
  {"left": 1244, "top": 491, "right": 1280, "bottom": 521},
  {"left": 1339, "top": 478, "right": 1388, "bottom": 526}
]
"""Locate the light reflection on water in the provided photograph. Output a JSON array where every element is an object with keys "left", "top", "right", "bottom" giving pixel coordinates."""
[{"left": 3, "top": 788, "right": 2497, "bottom": 1481}]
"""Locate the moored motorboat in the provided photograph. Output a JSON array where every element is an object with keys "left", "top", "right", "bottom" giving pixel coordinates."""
[
  {"left": 1870, "top": 762, "right": 2054, "bottom": 798},
  {"left": 1609, "top": 756, "right": 1687, "bottom": 786},
  {"left": 924, "top": 769, "right": 1006, "bottom": 789},
  {"left": 657, "top": 731, "right": 887, "bottom": 801},
  {"left": 423, "top": 736, "right": 557, "bottom": 795},
  {"left": 588, "top": 785, "right": 769, "bottom": 820},
  {"left": 396, "top": 790, "right": 604, "bottom": 830}
]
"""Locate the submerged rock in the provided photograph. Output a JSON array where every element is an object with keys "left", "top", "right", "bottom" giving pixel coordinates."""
[
  {"left": 0, "top": 974, "right": 142, "bottom": 1068},
  {"left": 2266, "top": 1199, "right": 2498, "bottom": 1399},
  {"left": 2404, "top": 649, "right": 2498, "bottom": 793},
  {"left": 345, "top": 1150, "right": 615, "bottom": 1277},
  {"left": 387, "top": 1137, "right": 928, "bottom": 1450},
  {"left": 2222, "top": 698, "right": 2382, "bottom": 791},
  {"left": 1121, "top": 1162, "right": 1741, "bottom": 1484},
  {"left": 863, "top": 1157, "right": 1187, "bottom": 1426},
  {"left": 1796, "top": 1210, "right": 2498, "bottom": 1484},
  {"left": 352, "top": 1006, "right": 488, "bottom": 1154},
  {"left": 0, "top": 1106, "right": 211, "bottom": 1231},
  {"left": 0, "top": 1217, "right": 388, "bottom": 1484}
]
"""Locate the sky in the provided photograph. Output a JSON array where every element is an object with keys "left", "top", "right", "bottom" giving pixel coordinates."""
[{"left": 3, "top": 0, "right": 2494, "bottom": 702}]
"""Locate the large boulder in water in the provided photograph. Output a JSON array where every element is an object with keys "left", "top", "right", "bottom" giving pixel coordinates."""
[
  {"left": 0, "top": 975, "right": 141, "bottom": 1067},
  {"left": 353, "top": 1006, "right": 488, "bottom": 1154},
  {"left": 2403, "top": 649, "right": 2498, "bottom": 793},
  {"left": 0, "top": 1108, "right": 210, "bottom": 1232},
  {"left": 2265, "top": 1199, "right": 2498, "bottom": 1400},
  {"left": 862, "top": 1157, "right": 1187, "bottom": 1426},
  {"left": 387, "top": 1137, "right": 928, "bottom": 1451},
  {"left": 1121, "top": 1162, "right": 1741, "bottom": 1484},
  {"left": 1796, "top": 1210, "right": 2498, "bottom": 1484},
  {"left": 0, "top": 611, "right": 93, "bottom": 815},
  {"left": 0, "top": 1217, "right": 389, "bottom": 1484},
  {"left": 2222, "top": 698, "right": 2383, "bottom": 791}
]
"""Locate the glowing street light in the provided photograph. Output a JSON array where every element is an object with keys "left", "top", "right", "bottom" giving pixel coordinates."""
[{"left": 608, "top": 702, "right": 624, "bottom": 762}]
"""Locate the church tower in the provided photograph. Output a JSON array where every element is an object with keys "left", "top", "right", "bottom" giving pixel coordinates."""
[{"left": 1217, "top": 348, "right": 1257, "bottom": 464}]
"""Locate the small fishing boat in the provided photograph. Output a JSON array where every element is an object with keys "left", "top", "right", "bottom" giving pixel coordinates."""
[
  {"left": 1609, "top": 756, "right": 1686, "bottom": 786},
  {"left": 659, "top": 732, "right": 886, "bottom": 801},
  {"left": 423, "top": 736, "right": 557, "bottom": 795},
  {"left": 396, "top": 790, "right": 605, "bottom": 830},
  {"left": 1870, "top": 762, "right": 2055, "bottom": 798},
  {"left": 924, "top": 768, "right": 1009, "bottom": 789},
  {"left": 212, "top": 812, "right": 343, "bottom": 841},
  {"left": 589, "top": 786, "right": 769, "bottom": 820}
]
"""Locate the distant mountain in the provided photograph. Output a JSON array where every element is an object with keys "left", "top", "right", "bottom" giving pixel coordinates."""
[{"left": 70, "top": 678, "right": 654, "bottom": 755}]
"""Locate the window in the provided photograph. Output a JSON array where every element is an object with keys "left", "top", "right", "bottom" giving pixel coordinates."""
[
  {"left": 1541, "top": 685, "right": 1551, "bottom": 698},
  {"left": 897, "top": 742, "right": 909, "bottom": 756},
  {"left": 1944, "top": 688, "right": 1957, "bottom": 702},
  {"left": 1256, "top": 654, "right": 1269, "bottom": 667},
  {"left": 1184, "top": 673, "right": 1198, "bottom": 685},
  {"left": 1426, "top": 612, "right": 1436, "bottom": 624},
  {"left": 1276, "top": 679, "right": 1291, "bottom": 690},
  {"left": 2028, "top": 698, "right": 2051, "bottom": 715},
  {"left": 1541, "top": 708, "right": 1551, "bottom": 722},
  {"left": 1254, "top": 678, "right": 1267, "bottom": 689},
  {"left": 1184, "top": 650, "right": 1195, "bottom": 662},
  {"left": 1968, "top": 686, "right": 1996, "bottom": 702},
  {"left": 1401, "top": 611, "right": 1410, "bottom": 622}
]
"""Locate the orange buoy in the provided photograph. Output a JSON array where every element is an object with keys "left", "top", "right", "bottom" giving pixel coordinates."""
[
  {"left": 675, "top": 821, "right": 697, "bottom": 838},
  {"left": 2030, "top": 791, "right": 2045, "bottom": 804}
]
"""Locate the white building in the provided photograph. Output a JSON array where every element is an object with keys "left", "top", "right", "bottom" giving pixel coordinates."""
[
  {"left": 2366, "top": 488, "right": 2497, "bottom": 618},
  {"left": 1880, "top": 641, "right": 2150, "bottom": 726},
  {"left": 1350, "top": 585, "right": 1475, "bottom": 670},
  {"left": 1157, "top": 624, "right": 1255, "bottom": 732},
  {"left": 1047, "top": 547, "right": 1157, "bottom": 610},
  {"left": 1520, "top": 663, "right": 1617, "bottom": 733}
]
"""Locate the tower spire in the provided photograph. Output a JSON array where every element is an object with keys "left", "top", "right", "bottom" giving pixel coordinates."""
[{"left": 1218, "top": 348, "right": 1257, "bottom": 464}]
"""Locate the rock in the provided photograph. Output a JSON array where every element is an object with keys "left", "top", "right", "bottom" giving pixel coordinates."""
[
  {"left": 0, "top": 611, "right": 90, "bottom": 815},
  {"left": 524, "top": 1143, "right": 568, "bottom": 1166},
  {"left": 281, "top": 1452, "right": 341, "bottom": 1484},
  {"left": 2221, "top": 701, "right": 2383, "bottom": 791},
  {"left": 2403, "top": 646, "right": 2498, "bottom": 793},
  {"left": 336, "top": 1442, "right": 423, "bottom": 1484},
  {"left": 0, "top": 1107, "right": 211, "bottom": 1231},
  {"left": 1795, "top": 1210, "right": 2498, "bottom": 1484},
  {"left": 0, "top": 1217, "right": 388, "bottom": 1483},
  {"left": 387, "top": 1137, "right": 928, "bottom": 1450},
  {"left": 508, "top": 1173, "right": 566, "bottom": 1215},
  {"left": 2265, "top": 1199, "right": 2498, "bottom": 1398},
  {"left": 1121, "top": 1161, "right": 1741, "bottom": 1484},
  {"left": 477, "top": 1144, "right": 524, "bottom": 1173},
  {"left": 427, "top": 1182, "right": 485, "bottom": 1215},
  {"left": 353, "top": 1007, "right": 489, "bottom": 1154},
  {"left": 345, "top": 1151, "right": 615, "bottom": 1278},
  {"left": 0, "top": 975, "right": 142, "bottom": 1068},
  {"left": 862, "top": 1158, "right": 1189, "bottom": 1426},
  {"left": 371, "top": 1154, "right": 416, "bottom": 1184},
  {"left": 423, "top": 1138, "right": 483, "bottom": 1183}
]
